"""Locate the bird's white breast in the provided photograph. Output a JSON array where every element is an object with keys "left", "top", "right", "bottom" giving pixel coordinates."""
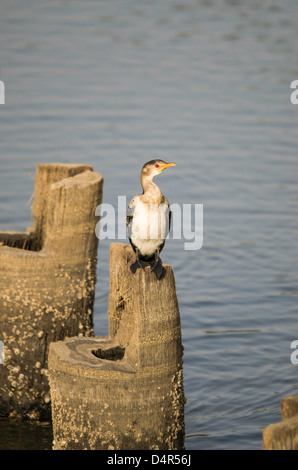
[{"left": 129, "top": 200, "right": 169, "bottom": 256}]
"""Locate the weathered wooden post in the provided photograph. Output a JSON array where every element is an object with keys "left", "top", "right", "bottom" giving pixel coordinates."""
[
  {"left": 263, "top": 395, "right": 298, "bottom": 450},
  {"left": 0, "top": 164, "right": 103, "bottom": 419},
  {"left": 49, "top": 243, "right": 185, "bottom": 450}
]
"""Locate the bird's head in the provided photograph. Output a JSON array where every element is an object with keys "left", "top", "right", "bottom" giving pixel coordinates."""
[{"left": 141, "top": 159, "right": 176, "bottom": 180}]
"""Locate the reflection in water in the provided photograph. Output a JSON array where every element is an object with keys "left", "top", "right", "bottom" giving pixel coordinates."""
[
  {"left": 204, "top": 329, "right": 262, "bottom": 334},
  {"left": 0, "top": 419, "right": 53, "bottom": 450}
]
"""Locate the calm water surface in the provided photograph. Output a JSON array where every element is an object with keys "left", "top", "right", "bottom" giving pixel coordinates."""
[{"left": 0, "top": 0, "right": 297, "bottom": 450}]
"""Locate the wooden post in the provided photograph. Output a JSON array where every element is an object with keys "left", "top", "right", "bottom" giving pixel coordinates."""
[
  {"left": 32, "top": 163, "right": 94, "bottom": 249},
  {"left": 263, "top": 395, "right": 298, "bottom": 450},
  {"left": 49, "top": 243, "right": 185, "bottom": 450},
  {"left": 0, "top": 164, "right": 103, "bottom": 419}
]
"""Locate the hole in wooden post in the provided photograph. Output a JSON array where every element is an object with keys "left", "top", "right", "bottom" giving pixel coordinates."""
[
  {"left": 0, "top": 233, "right": 42, "bottom": 252},
  {"left": 91, "top": 346, "right": 125, "bottom": 361}
]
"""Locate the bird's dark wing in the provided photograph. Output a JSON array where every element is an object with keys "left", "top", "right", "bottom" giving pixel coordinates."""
[
  {"left": 162, "top": 197, "right": 171, "bottom": 239},
  {"left": 164, "top": 201, "right": 171, "bottom": 239},
  {"left": 126, "top": 213, "right": 133, "bottom": 227},
  {"left": 164, "top": 208, "right": 172, "bottom": 240},
  {"left": 126, "top": 204, "right": 135, "bottom": 241},
  {"left": 127, "top": 196, "right": 137, "bottom": 223}
]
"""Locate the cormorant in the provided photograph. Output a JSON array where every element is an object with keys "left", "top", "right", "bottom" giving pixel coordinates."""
[{"left": 126, "top": 159, "right": 176, "bottom": 279}]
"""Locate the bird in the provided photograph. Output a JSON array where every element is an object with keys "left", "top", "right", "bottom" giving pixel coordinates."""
[{"left": 126, "top": 159, "right": 176, "bottom": 279}]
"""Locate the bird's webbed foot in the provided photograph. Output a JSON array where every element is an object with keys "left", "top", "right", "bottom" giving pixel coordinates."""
[
  {"left": 130, "top": 249, "right": 164, "bottom": 279},
  {"left": 130, "top": 248, "right": 145, "bottom": 274},
  {"left": 150, "top": 250, "right": 164, "bottom": 280}
]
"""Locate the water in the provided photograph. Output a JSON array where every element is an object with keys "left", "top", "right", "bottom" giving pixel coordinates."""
[{"left": 0, "top": 0, "right": 298, "bottom": 450}]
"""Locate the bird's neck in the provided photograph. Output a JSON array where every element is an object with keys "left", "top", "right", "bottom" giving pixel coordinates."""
[{"left": 141, "top": 175, "right": 163, "bottom": 204}]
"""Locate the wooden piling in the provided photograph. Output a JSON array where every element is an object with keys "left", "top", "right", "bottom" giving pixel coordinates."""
[
  {"left": 49, "top": 243, "right": 185, "bottom": 450},
  {"left": 263, "top": 395, "right": 298, "bottom": 450},
  {"left": 0, "top": 164, "right": 103, "bottom": 419}
]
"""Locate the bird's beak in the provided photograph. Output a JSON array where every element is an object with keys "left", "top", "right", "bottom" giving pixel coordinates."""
[{"left": 158, "top": 162, "right": 176, "bottom": 173}]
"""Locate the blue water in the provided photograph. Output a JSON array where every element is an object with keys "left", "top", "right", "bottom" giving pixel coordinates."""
[{"left": 0, "top": 0, "right": 298, "bottom": 450}]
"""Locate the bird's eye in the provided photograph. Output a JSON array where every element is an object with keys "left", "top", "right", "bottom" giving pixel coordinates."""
[{"left": 155, "top": 163, "right": 159, "bottom": 168}]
